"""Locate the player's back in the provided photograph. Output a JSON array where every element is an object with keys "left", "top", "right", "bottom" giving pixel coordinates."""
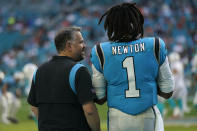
[{"left": 91, "top": 37, "right": 167, "bottom": 115}]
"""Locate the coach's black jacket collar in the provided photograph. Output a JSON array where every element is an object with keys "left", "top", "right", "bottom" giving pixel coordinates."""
[{"left": 52, "top": 56, "right": 74, "bottom": 61}]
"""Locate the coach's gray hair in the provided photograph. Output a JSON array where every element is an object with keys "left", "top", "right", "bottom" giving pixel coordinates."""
[{"left": 54, "top": 26, "right": 81, "bottom": 53}]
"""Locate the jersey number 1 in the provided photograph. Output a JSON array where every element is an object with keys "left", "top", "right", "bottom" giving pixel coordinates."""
[{"left": 123, "top": 57, "right": 140, "bottom": 98}]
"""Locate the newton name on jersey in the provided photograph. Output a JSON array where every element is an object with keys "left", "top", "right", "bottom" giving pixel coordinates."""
[{"left": 112, "top": 43, "right": 145, "bottom": 55}]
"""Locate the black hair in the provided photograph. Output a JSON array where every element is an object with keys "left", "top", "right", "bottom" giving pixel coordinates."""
[
  {"left": 99, "top": 2, "right": 144, "bottom": 42},
  {"left": 54, "top": 27, "right": 81, "bottom": 53}
]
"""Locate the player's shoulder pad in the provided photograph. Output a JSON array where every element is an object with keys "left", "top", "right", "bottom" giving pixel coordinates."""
[
  {"left": 90, "top": 44, "right": 103, "bottom": 73},
  {"left": 158, "top": 37, "right": 167, "bottom": 65}
]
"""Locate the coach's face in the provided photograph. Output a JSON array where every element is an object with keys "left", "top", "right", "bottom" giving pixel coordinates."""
[{"left": 71, "top": 31, "right": 86, "bottom": 61}]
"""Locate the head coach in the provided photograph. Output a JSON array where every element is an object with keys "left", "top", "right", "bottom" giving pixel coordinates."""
[{"left": 27, "top": 27, "right": 100, "bottom": 131}]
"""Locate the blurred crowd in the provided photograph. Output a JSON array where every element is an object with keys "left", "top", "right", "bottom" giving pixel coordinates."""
[{"left": 0, "top": 0, "right": 196, "bottom": 124}]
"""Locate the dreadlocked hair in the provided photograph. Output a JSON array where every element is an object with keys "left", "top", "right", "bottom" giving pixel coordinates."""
[{"left": 99, "top": 2, "right": 144, "bottom": 42}]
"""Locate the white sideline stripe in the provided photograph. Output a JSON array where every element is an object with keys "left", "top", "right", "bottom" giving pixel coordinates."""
[
  {"left": 165, "top": 118, "right": 197, "bottom": 126},
  {"left": 101, "top": 119, "right": 197, "bottom": 126}
]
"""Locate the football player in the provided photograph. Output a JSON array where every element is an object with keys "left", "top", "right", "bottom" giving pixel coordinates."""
[
  {"left": 191, "top": 54, "right": 197, "bottom": 108},
  {"left": 0, "top": 70, "right": 10, "bottom": 124},
  {"left": 23, "top": 63, "right": 38, "bottom": 122},
  {"left": 91, "top": 2, "right": 174, "bottom": 131},
  {"left": 23, "top": 63, "right": 38, "bottom": 96},
  {"left": 168, "top": 52, "right": 190, "bottom": 117},
  {"left": 0, "top": 71, "right": 24, "bottom": 124}
]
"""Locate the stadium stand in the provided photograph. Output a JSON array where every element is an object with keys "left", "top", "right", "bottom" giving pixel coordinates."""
[{"left": 0, "top": 0, "right": 196, "bottom": 72}]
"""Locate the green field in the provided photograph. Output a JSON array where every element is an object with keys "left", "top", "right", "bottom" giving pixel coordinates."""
[{"left": 0, "top": 98, "right": 197, "bottom": 131}]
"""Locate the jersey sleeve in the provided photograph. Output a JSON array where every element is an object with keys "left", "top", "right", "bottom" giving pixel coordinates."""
[
  {"left": 157, "top": 56, "right": 174, "bottom": 94},
  {"left": 159, "top": 38, "right": 167, "bottom": 66},
  {"left": 75, "top": 67, "right": 94, "bottom": 105},
  {"left": 157, "top": 38, "right": 174, "bottom": 94},
  {"left": 90, "top": 45, "right": 102, "bottom": 73},
  {"left": 92, "top": 64, "right": 106, "bottom": 99}
]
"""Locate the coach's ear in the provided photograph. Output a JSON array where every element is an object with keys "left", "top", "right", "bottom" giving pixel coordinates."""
[{"left": 65, "top": 41, "right": 72, "bottom": 52}]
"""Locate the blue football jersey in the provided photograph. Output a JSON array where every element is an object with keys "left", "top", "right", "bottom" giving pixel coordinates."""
[{"left": 91, "top": 37, "right": 167, "bottom": 115}]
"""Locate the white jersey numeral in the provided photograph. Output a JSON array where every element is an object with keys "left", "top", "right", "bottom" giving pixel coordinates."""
[{"left": 123, "top": 57, "right": 140, "bottom": 98}]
